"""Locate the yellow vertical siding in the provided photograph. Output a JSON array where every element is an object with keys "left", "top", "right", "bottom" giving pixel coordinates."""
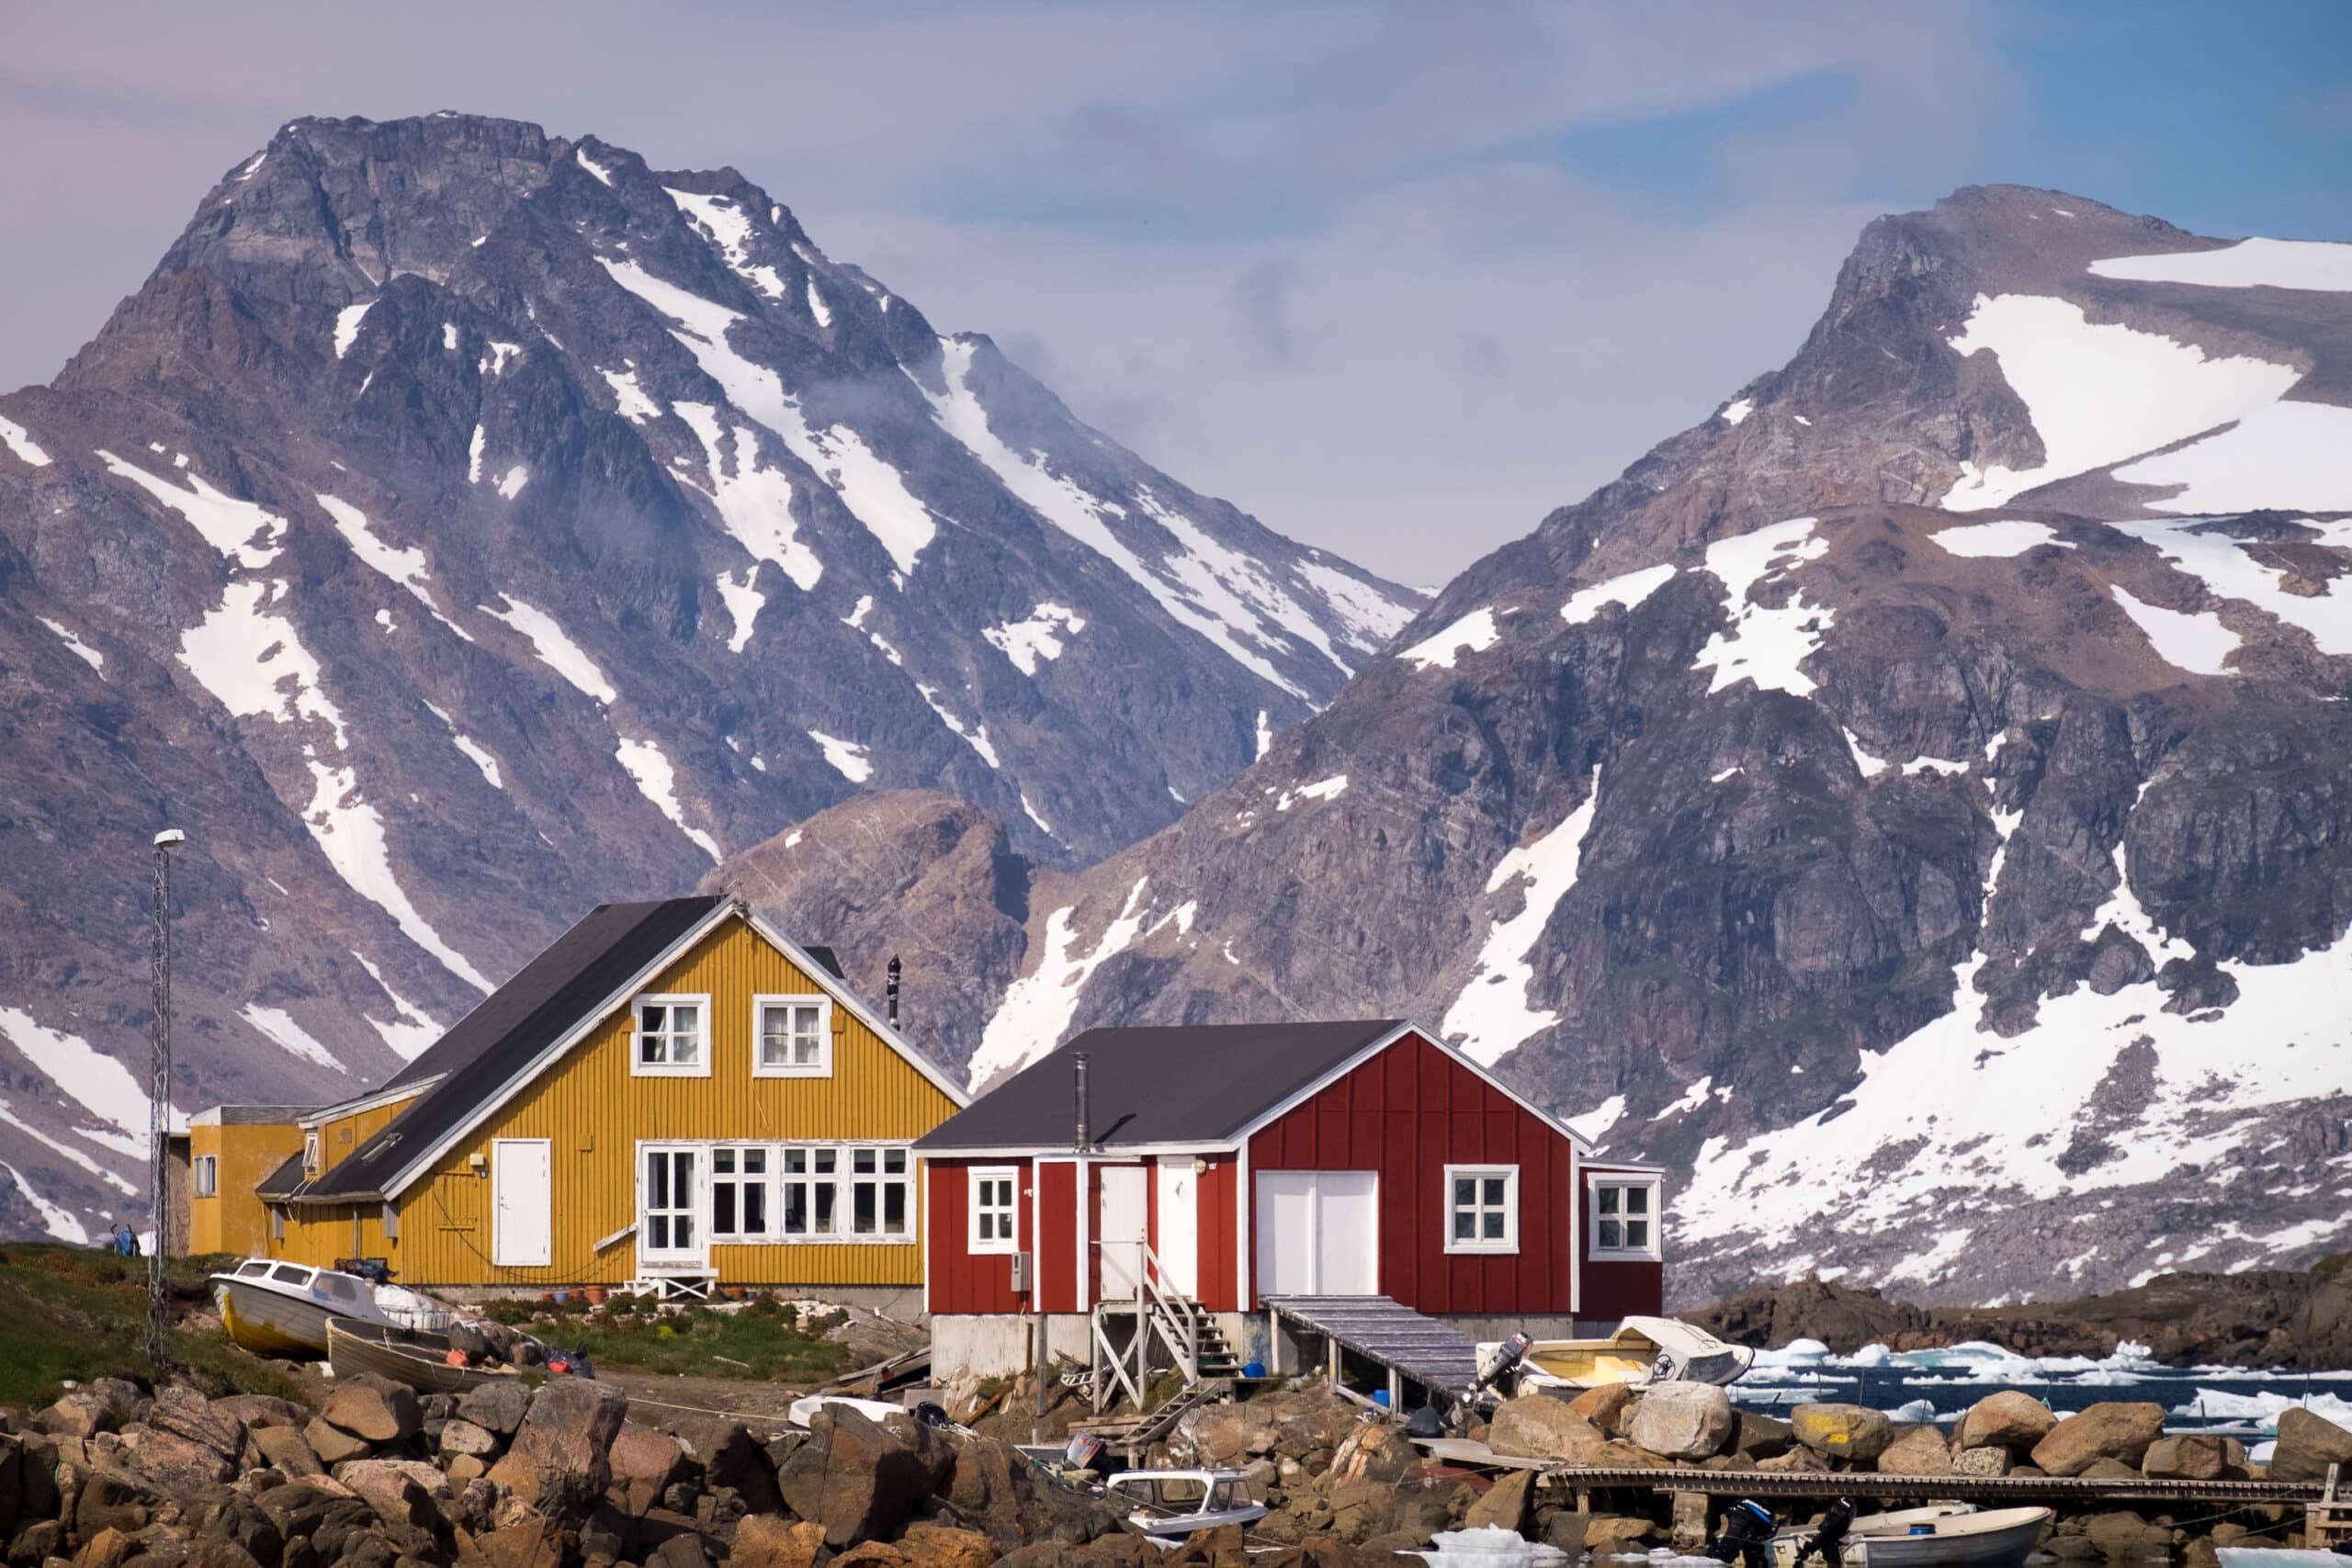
[
  {"left": 390, "top": 919, "right": 959, "bottom": 1289},
  {"left": 311, "top": 1098, "right": 415, "bottom": 1173},
  {"left": 189, "top": 1122, "right": 304, "bottom": 1256}
]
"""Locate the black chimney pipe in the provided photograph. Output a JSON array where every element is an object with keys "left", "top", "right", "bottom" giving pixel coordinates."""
[
  {"left": 1074, "top": 1051, "right": 1091, "bottom": 1151},
  {"left": 886, "top": 955, "right": 901, "bottom": 1028}
]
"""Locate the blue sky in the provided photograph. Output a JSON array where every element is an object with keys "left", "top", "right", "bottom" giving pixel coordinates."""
[{"left": 5, "top": 0, "right": 2346, "bottom": 581}]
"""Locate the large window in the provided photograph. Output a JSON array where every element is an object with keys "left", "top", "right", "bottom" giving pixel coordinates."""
[
  {"left": 712, "top": 1147, "right": 769, "bottom": 1239},
  {"left": 849, "top": 1147, "right": 912, "bottom": 1237},
  {"left": 1591, "top": 1177, "right": 1662, "bottom": 1259},
  {"left": 752, "top": 995, "right": 832, "bottom": 1077},
  {"left": 969, "top": 1167, "right": 1019, "bottom": 1254},
  {"left": 193, "top": 1154, "right": 218, "bottom": 1198},
  {"left": 633, "top": 994, "right": 710, "bottom": 1077},
  {"left": 781, "top": 1147, "right": 840, "bottom": 1237},
  {"left": 1445, "top": 1165, "right": 1520, "bottom": 1254}
]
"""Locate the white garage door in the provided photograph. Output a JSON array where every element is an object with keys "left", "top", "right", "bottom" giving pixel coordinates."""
[{"left": 1254, "top": 1169, "right": 1378, "bottom": 1295}]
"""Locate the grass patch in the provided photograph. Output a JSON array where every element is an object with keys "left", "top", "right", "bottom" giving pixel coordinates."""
[
  {"left": 524, "top": 1299, "right": 852, "bottom": 1383},
  {"left": 0, "top": 1245, "right": 306, "bottom": 1408}
]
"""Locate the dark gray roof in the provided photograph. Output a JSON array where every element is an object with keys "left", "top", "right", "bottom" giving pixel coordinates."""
[
  {"left": 915, "top": 1021, "right": 1402, "bottom": 1152},
  {"left": 254, "top": 1150, "right": 306, "bottom": 1199},
  {"left": 300, "top": 897, "right": 729, "bottom": 1200}
]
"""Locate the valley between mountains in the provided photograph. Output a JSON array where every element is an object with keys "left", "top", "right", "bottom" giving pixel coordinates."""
[{"left": 3, "top": 116, "right": 2347, "bottom": 1306}]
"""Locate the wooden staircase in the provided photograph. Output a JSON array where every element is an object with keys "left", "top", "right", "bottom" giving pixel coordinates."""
[{"left": 1080, "top": 1239, "right": 1243, "bottom": 1441}]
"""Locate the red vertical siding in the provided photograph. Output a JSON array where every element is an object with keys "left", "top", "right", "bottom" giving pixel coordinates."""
[
  {"left": 1035, "top": 1159, "right": 1078, "bottom": 1314},
  {"left": 1195, "top": 1155, "right": 1238, "bottom": 1312},
  {"left": 924, "top": 1156, "right": 1033, "bottom": 1314},
  {"left": 1578, "top": 1163, "right": 1665, "bottom": 1319},
  {"left": 1246, "top": 1032, "right": 1576, "bottom": 1315}
]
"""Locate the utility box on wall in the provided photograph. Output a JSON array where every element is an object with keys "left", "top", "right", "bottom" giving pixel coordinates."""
[{"left": 1010, "top": 1250, "right": 1031, "bottom": 1292}]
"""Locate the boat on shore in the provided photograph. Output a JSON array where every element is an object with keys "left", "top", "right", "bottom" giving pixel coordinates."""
[
  {"left": 1099, "top": 1468, "right": 1267, "bottom": 1543},
  {"left": 325, "top": 1317, "right": 533, "bottom": 1395},
  {"left": 1770, "top": 1506, "right": 2052, "bottom": 1568},
  {"left": 1480, "top": 1315, "right": 1755, "bottom": 1393},
  {"left": 210, "top": 1258, "right": 413, "bottom": 1358}
]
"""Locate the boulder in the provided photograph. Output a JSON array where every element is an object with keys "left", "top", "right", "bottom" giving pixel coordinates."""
[
  {"left": 0, "top": 1431, "right": 19, "bottom": 1536},
  {"left": 2079, "top": 1458, "right": 2139, "bottom": 1480},
  {"left": 1954, "top": 1392, "right": 2058, "bottom": 1453},
  {"left": 214, "top": 1395, "right": 307, "bottom": 1432},
  {"left": 1185, "top": 1406, "right": 1254, "bottom": 1468},
  {"left": 1566, "top": 1384, "right": 1638, "bottom": 1433},
  {"left": 72, "top": 1525, "right": 135, "bottom": 1568},
  {"left": 731, "top": 1516, "right": 827, "bottom": 1568},
  {"left": 605, "top": 1427, "right": 687, "bottom": 1517},
  {"left": 1951, "top": 1446, "right": 2012, "bottom": 1478},
  {"left": 334, "top": 1460, "right": 448, "bottom": 1531},
  {"left": 1327, "top": 1423, "right": 1420, "bottom": 1487},
  {"left": 301, "top": 1419, "right": 370, "bottom": 1468},
  {"left": 74, "top": 1466, "right": 159, "bottom": 1539},
  {"left": 896, "top": 1525, "right": 998, "bottom": 1568},
  {"left": 41, "top": 1383, "right": 142, "bottom": 1440},
  {"left": 1584, "top": 1516, "right": 1655, "bottom": 1554},
  {"left": 486, "top": 1381, "right": 628, "bottom": 1513},
  {"left": 469, "top": 1519, "right": 565, "bottom": 1568},
  {"left": 1626, "top": 1384, "right": 1735, "bottom": 1461},
  {"left": 1733, "top": 1413, "right": 1793, "bottom": 1460},
  {"left": 253, "top": 1425, "right": 323, "bottom": 1476},
  {"left": 438, "top": 1419, "right": 500, "bottom": 1461},
  {"left": 1460, "top": 1472, "right": 1532, "bottom": 1533},
  {"left": 121, "top": 1427, "right": 237, "bottom": 1489},
  {"left": 2271, "top": 1408, "right": 2352, "bottom": 1483},
  {"left": 2030, "top": 1404, "right": 2165, "bottom": 1477},
  {"left": 1790, "top": 1404, "right": 1894, "bottom": 1463},
  {"left": 1320, "top": 1475, "right": 1396, "bottom": 1543},
  {"left": 646, "top": 1533, "right": 710, "bottom": 1568},
  {"left": 2083, "top": 1513, "right": 2173, "bottom": 1562},
  {"left": 2143, "top": 1436, "right": 2232, "bottom": 1481},
  {"left": 320, "top": 1380, "right": 419, "bottom": 1447},
  {"left": 1757, "top": 1446, "right": 1830, "bottom": 1472},
  {"left": 148, "top": 1389, "right": 245, "bottom": 1460},
  {"left": 775, "top": 1406, "right": 943, "bottom": 1548},
  {"left": 665, "top": 1417, "right": 783, "bottom": 1515},
  {"left": 1877, "top": 1426, "right": 1953, "bottom": 1476},
  {"left": 1487, "top": 1397, "right": 1608, "bottom": 1464},
  {"left": 456, "top": 1382, "right": 533, "bottom": 1439}
]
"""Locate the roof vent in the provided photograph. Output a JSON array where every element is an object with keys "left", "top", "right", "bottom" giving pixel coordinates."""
[
  {"left": 1074, "top": 1051, "right": 1091, "bottom": 1152},
  {"left": 887, "top": 955, "right": 901, "bottom": 1028}
]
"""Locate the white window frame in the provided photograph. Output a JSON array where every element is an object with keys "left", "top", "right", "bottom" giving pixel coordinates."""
[
  {"left": 1444, "top": 1163, "right": 1520, "bottom": 1255},
  {"left": 632, "top": 993, "right": 712, "bottom": 1077},
  {"left": 1589, "top": 1176, "right": 1664, "bottom": 1260},
  {"left": 969, "top": 1166, "right": 1019, "bottom": 1255},
  {"left": 193, "top": 1153, "right": 218, "bottom": 1198},
  {"left": 710, "top": 1145, "right": 772, "bottom": 1240},
  {"left": 847, "top": 1145, "right": 915, "bottom": 1240},
  {"left": 751, "top": 994, "right": 833, "bottom": 1078},
  {"left": 302, "top": 1133, "right": 320, "bottom": 1177}
]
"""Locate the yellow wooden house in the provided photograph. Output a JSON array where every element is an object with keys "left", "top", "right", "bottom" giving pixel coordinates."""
[{"left": 191, "top": 896, "right": 967, "bottom": 1296}]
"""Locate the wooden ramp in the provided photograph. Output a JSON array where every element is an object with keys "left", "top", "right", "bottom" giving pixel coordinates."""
[{"left": 1265, "top": 1294, "right": 1485, "bottom": 1399}]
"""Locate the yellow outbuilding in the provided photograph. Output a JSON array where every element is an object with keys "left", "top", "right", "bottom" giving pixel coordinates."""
[{"left": 194, "top": 895, "right": 967, "bottom": 1297}]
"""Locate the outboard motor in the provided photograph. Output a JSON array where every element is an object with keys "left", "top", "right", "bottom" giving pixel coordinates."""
[
  {"left": 1476, "top": 1333, "right": 1533, "bottom": 1396},
  {"left": 1706, "top": 1500, "right": 1778, "bottom": 1568},
  {"left": 1791, "top": 1499, "right": 1857, "bottom": 1568}
]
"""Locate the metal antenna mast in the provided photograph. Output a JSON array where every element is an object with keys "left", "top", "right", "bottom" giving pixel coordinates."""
[{"left": 148, "top": 828, "right": 184, "bottom": 1370}]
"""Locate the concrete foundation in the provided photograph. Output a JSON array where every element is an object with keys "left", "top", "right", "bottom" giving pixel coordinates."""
[
  {"left": 422, "top": 1281, "right": 926, "bottom": 1319},
  {"left": 933, "top": 1310, "right": 1261, "bottom": 1382}
]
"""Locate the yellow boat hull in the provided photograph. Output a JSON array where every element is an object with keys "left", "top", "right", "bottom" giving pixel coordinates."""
[{"left": 215, "top": 1280, "right": 335, "bottom": 1357}]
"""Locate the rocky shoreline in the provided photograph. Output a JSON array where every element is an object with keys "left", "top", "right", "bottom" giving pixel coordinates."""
[
  {"left": 1687, "top": 1265, "right": 2352, "bottom": 1369},
  {"left": 13, "top": 1362, "right": 2352, "bottom": 1568}
]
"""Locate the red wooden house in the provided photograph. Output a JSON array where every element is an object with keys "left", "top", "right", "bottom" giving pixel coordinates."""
[{"left": 915, "top": 1020, "right": 1667, "bottom": 1381}]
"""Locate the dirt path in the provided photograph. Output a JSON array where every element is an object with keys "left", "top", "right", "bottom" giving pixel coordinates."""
[{"left": 597, "top": 1368, "right": 819, "bottom": 1430}]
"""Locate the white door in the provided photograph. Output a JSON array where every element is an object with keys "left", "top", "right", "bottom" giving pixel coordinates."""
[
  {"left": 491, "top": 1139, "right": 552, "bottom": 1267},
  {"left": 1098, "top": 1165, "right": 1148, "bottom": 1300},
  {"left": 1254, "top": 1169, "right": 1378, "bottom": 1295},
  {"left": 1155, "top": 1158, "right": 1200, "bottom": 1298},
  {"left": 638, "top": 1144, "right": 707, "bottom": 1272}
]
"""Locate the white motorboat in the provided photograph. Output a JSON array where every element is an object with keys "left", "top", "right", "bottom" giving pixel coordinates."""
[
  {"left": 1770, "top": 1506, "right": 2052, "bottom": 1568},
  {"left": 209, "top": 1258, "right": 431, "bottom": 1358},
  {"left": 1479, "top": 1314, "right": 1755, "bottom": 1392},
  {"left": 1100, "top": 1468, "right": 1267, "bottom": 1543}
]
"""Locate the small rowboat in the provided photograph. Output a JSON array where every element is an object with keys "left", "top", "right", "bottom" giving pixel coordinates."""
[
  {"left": 326, "top": 1316, "right": 526, "bottom": 1395},
  {"left": 1770, "top": 1506, "right": 2052, "bottom": 1568}
]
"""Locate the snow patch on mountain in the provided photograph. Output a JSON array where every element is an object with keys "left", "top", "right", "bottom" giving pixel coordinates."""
[
  {"left": 241, "top": 1005, "right": 345, "bottom": 1071},
  {"left": 2110, "top": 516, "right": 2352, "bottom": 657},
  {"left": 1939, "top": 295, "right": 2299, "bottom": 511},
  {"left": 984, "top": 603, "right": 1087, "bottom": 675},
  {"left": 807, "top": 729, "right": 871, "bottom": 782},
  {"left": 1443, "top": 770, "right": 1601, "bottom": 1066},
  {"left": 616, "top": 737, "right": 720, "bottom": 860},
  {"left": 969, "top": 878, "right": 1153, "bottom": 1088},
  {"left": 179, "top": 580, "right": 348, "bottom": 745},
  {"left": 1931, "top": 520, "right": 2073, "bottom": 558},
  {"left": 665, "top": 187, "right": 786, "bottom": 299},
  {"left": 2089, "top": 238, "right": 2352, "bottom": 292},
  {"left": 481, "top": 595, "right": 617, "bottom": 703},
  {"left": 1400, "top": 606, "right": 1501, "bottom": 670},
  {"left": 38, "top": 618, "right": 104, "bottom": 674},
  {"left": 316, "top": 492, "right": 472, "bottom": 640},
  {"left": 0, "top": 415, "right": 52, "bottom": 466},
  {"left": 2112, "top": 401, "right": 2352, "bottom": 514},
  {"left": 673, "top": 404, "right": 823, "bottom": 592},
  {"left": 334, "top": 300, "right": 374, "bottom": 357},
  {"left": 2110, "top": 585, "right": 2241, "bottom": 676},
  {"left": 424, "top": 703, "right": 503, "bottom": 790},
  {"left": 99, "top": 450, "right": 285, "bottom": 568},
  {"left": 917, "top": 683, "right": 1001, "bottom": 768},
  {"left": 1563, "top": 563, "right": 1677, "bottom": 625},
  {"left": 1276, "top": 774, "right": 1347, "bottom": 811},
  {"left": 2, "top": 1163, "right": 85, "bottom": 1243},
  {"left": 1693, "top": 517, "right": 1832, "bottom": 696},
  {"left": 0, "top": 1007, "right": 152, "bottom": 1144}
]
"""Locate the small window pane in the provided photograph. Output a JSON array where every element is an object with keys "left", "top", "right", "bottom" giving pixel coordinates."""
[
  {"left": 650, "top": 1214, "right": 670, "bottom": 1249},
  {"left": 1483, "top": 1178, "right": 1505, "bottom": 1205},
  {"left": 1454, "top": 1211, "right": 1475, "bottom": 1240},
  {"left": 1598, "top": 1186, "right": 1619, "bottom": 1214},
  {"left": 743, "top": 1184, "right": 767, "bottom": 1235},
  {"left": 785, "top": 1149, "right": 807, "bottom": 1174},
  {"left": 1600, "top": 1218, "right": 1621, "bottom": 1249},
  {"left": 814, "top": 1149, "right": 836, "bottom": 1173},
  {"left": 675, "top": 1216, "right": 694, "bottom": 1248},
  {"left": 885, "top": 1148, "right": 907, "bottom": 1174},
  {"left": 1453, "top": 1177, "right": 1475, "bottom": 1205},
  {"left": 1626, "top": 1219, "right": 1648, "bottom": 1248},
  {"left": 854, "top": 1148, "right": 876, "bottom": 1174},
  {"left": 643, "top": 1004, "right": 667, "bottom": 1032},
  {"left": 784, "top": 1183, "right": 807, "bottom": 1235},
  {"left": 1625, "top": 1186, "right": 1648, "bottom": 1214},
  {"left": 815, "top": 1182, "right": 836, "bottom": 1233},
  {"left": 978, "top": 1213, "right": 995, "bottom": 1242},
  {"left": 885, "top": 1183, "right": 907, "bottom": 1234},
  {"left": 715, "top": 1184, "right": 737, "bottom": 1235},
  {"left": 1483, "top": 1211, "right": 1505, "bottom": 1239},
  {"left": 715, "top": 1149, "right": 736, "bottom": 1175},
  {"left": 649, "top": 1154, "right": 669, "bottom": 1209},
  {"left": 743, "top": 1149, "right": 765, "bottom": 1174}
]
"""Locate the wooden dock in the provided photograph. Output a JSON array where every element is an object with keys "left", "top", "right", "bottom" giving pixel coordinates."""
[{"left": 1264, "top": 1294, "right": 1484, "bottom": 1403}]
